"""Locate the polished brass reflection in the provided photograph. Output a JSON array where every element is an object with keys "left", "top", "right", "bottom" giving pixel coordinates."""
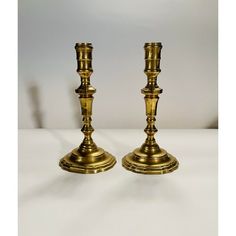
[
  {"left": 59, "top": 43, "right": 116, "bottom": 174},
  {"left": 122, "top": 42, "right": 179, "bottom": 174}
]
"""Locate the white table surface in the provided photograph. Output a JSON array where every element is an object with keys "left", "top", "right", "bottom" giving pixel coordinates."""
[{"left": 19, "top": 129, "right": 217, "bottom": 236}]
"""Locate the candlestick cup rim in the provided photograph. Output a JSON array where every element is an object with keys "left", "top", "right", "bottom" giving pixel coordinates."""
[
  {"left": 75, "top": 43, "right": 93, "bottom": 49},
  {"left": 144, "top": 42, "right": 162, "bottom": 47}
]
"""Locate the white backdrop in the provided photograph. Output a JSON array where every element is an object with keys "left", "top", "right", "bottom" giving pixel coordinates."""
[{"left": 18, "top": 0, "right": 218, "bottom": 129}]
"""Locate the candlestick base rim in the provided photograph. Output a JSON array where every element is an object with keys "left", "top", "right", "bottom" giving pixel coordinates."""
[
  {"left": 59, "top": 147, "right": 116, "bottom": 174},
  {"left": 122, "top": 148, "right": 179, "bottom": 175}
]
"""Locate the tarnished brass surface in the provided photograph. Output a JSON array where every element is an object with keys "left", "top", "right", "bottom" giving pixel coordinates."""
[
  {"left": 122, "top": 42, "right": 179, "bottom": 175},
  {"left": 59, "top": 43, "right": 116, "bottom": 174}
]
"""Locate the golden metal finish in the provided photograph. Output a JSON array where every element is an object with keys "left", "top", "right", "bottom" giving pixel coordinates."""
[
  {"left": 59, "top": 43, "right": 116, "bottom": 174},
  {"left": 122, "top": 42, "right": 179, "bottom": 175}
]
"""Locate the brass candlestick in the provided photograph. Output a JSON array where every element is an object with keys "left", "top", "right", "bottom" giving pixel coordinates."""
[
  {"left": 59, "top": 43, "right": 116, "bottom": 174},
  {"left": 122, "top": 42, "right": 179, "bottom": 174}
]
